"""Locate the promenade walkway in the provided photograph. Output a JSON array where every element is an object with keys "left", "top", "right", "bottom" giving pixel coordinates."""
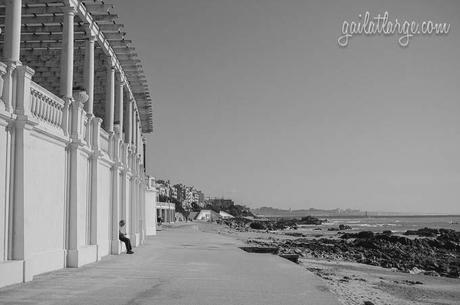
[{"left": 0, "top": 223, "right": 340, "bottom": 305}]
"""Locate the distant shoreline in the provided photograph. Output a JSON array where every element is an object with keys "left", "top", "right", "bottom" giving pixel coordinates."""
[{"left": 261, "top": 214, "right": 460, "bottom": 219}]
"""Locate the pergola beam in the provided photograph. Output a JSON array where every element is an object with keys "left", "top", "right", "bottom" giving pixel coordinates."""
[
  {"left": 82, "top": 3, "right": 114, "bottom": 14},
  {"left": 0, "top": 0, "right": 153, "bottom": 132}
]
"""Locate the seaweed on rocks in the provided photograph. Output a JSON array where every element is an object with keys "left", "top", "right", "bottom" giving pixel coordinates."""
[
  {"left": 248, "top": 228, "right": 460, "bottom": 278},
  {"left": 223, "top": 216, "right": 325, "bottom": 232}
]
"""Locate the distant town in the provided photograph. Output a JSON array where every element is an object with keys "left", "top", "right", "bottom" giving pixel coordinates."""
[{"left": 155, "top": 179, "right": 411, "bottom": 221}]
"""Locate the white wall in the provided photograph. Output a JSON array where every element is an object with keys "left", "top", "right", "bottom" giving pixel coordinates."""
[
  {"left": 77, "top": 150, "right": 90, "bottom": 247},
  {"left": 0, "top": 68, "right": 151, "bottom": 288},
  {"left": 97, "top": 161, "right": 112, "bottom": 257},
  {"left": 145, "top": 189, "right": 157, "bottom": 236},
  {"left": 24, "top": 131, "right": 67, "bottom": 276},
  {"left": 0, "top": 123, "right": 9, "bottom": 262}
]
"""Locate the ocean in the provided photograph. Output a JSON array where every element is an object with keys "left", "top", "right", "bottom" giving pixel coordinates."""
[{"left": 299, "top": 215, "right": 460, "bottom": 233}]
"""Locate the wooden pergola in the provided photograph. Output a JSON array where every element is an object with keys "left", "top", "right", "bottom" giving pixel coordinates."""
[{"left": 0, "top": 0, "right": 153, "bottom": 133}]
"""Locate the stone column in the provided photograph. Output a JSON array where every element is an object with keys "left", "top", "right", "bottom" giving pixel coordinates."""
[
  {"left": 139, "top": 182, "right": 145, "bottom": 242},
  {"left": 2, "top": 0, "right": 22, "bottom": 112},
  {"left": 129, "top": 176, "right": 137, "bottom": 245},
  {"left": 124, "top": 99, "right": 133, "bottom": 144},
  {"left": 114, "top": 72, "right": 124, "bottom": 135},
  {"left": 131, "top": 108, "right": 136, "bottom": 146},
  {"left": 89, "top": 116, "right": 102, "bottom": 256},
  {"left": 60, "top": 7, "right": 76, "bottom": 99},
  {"left": 67, "top": 90, "right": 96, "bottom": 268},
  {"left": 111, "top": 166, "right": 121, "bottom": 254},
  {"left": 104, "top": 59, "right": 115, "bottom": 133},
  {"left": 10, "top": 66, "right": 36, "bottom": 282},
  {"left": 83, "top": 34, "right": 96, "bottom": 116},
  {"left": 135, "top": 112, "right": 139, "bottom": 149},
  {"left": 3, "top": 0, "right": 21, "bottom": 64},
  {"left": 59, "top": 6, "right": 76, "bottom": 137},
  {"left": 120, "top": 169, "right": 129, "bottom": 234},
  {"left": 133, "top": 112, "right": 137, "bottom": 150}
]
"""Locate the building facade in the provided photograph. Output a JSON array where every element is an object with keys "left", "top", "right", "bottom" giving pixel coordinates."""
[
  {"left": 0, "top": 0, "right": 155, "bottom": 288},
  {"left": 156, "top": 202, "right": 175, "bottom": 223}
]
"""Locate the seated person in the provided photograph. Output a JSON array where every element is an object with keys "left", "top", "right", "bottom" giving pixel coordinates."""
[{"left": 119, "top": 220, "right": 134, "bottom": 254}]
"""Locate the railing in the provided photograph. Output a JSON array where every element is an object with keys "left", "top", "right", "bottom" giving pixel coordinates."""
[
  {"left": 100, "top": 129, "right": 110, "bottom": 154},
  {"left": 30, "top": 82, "right": 65, "bottom": 130}
]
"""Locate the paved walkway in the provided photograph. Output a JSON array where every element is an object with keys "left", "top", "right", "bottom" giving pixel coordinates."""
[{"left": 0, "top": 223, "right": 340, "bottom": 305}]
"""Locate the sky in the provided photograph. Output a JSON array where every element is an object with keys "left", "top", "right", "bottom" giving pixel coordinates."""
[{"left": 111, "top": 0, "right": 460, "bottom": 213}]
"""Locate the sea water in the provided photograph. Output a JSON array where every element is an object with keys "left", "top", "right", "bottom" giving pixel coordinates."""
[{"left": 300, "top": 215, "right": 460, "bottom": 233}]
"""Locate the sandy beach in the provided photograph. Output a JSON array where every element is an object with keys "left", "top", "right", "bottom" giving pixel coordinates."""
[{"left": 198, "top": 222, "right": 460, "bottom": 305}]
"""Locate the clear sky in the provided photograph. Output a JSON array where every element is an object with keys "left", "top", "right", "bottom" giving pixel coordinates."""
[{"left": 111, "top": 0, "right": 460, "bottom": 213}]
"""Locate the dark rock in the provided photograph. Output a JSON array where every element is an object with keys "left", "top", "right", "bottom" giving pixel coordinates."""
[
  {"left": 279, "top": 253, "right": 299, "bottom": 263},
  {"left": 284, "top": 232, "right": 304, "bottom": 237},
  {"left": 364, "top": 301, "right": 375, "bottom": 305},
  {"left": 404, "top": 227, "right": 439, "bottom": 237},
  {"left": 249, "top": 222, "right": 265, "bottom": 230},
  {"left": 356, "top": 231, "right": 374, "bottom": 239},
  {"left": 339, "top": 224, "right": 352, "bottom": 230},
  {"left": 298, "top": 216, "right": 324, "bottom": 225},
  {"left": 240, "top": 246, "right": 278, "bottom": 254},
  {"left": 243, "top": 226, "right": 460, "bottom": 279}
]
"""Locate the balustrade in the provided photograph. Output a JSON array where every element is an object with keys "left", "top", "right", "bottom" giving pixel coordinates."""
[
  {"left": 30, "top": 82, "right": 65, "bottom": 130},
  {"left": 100, "top": 129, "right": 110, "bottom": 154}
]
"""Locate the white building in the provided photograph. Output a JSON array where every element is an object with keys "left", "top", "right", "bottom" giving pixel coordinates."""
[
  {"left": 196, "top": 210, "right": 221, "bottom": 222},
  {"left": 219, "top": 211, "right": 234, "bottom": 219},
  {"left": 0, "top": 0, "right": 156, "bottom": 288},
  {"left": 156, "top": 202, "right": 175, "bottom": 223}
]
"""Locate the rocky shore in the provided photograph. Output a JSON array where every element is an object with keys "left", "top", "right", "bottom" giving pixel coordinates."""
[{"left": 222, "top": 218, "right": 460, "bottom": 278}]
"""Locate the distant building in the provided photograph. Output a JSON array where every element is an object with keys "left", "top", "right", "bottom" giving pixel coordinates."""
[
  {"left": 197, "top": 191, "right": 205, "bottom": 205},
  {"left": 173, "top": 184, "right": 186, "bottom": 202},
  {"left": 156, "top": 180, "right": 171, "bottom": 198},
  {"left": 208, "top": 198, "right": 235, "bottom": 210},
  {"left": 156, "top": 202, "right": 176, "bottom": 223},
  {"left": 219, "top": 211, "right": 234, "bottom": 219}
]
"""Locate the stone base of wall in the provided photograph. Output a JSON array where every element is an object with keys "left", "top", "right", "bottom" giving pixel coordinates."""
[
  {"left": 0, "top": 261, "right": 24, "bottom": 288},
  {"left": 67, "top": 245, "right": 98, "bottom": 268},
  {"left": 111, "top": 239, "right": 122, "bottom": 255},
  {"left": 130, "top": 233, "right": 141, "bottom": 247},
  {"left": 26, "top": 249, "right": 65, "bottom": 281}
]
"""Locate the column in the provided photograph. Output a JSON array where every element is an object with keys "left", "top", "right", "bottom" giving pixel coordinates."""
[
  {"left": 83, "top": 34, "right": 96, "bottom": 116},
  {"left": 124, "top": 99, "right": 133, "bottom": 144},
  {"left": 89, "top": 117, "right": 102, "bottom": 250},
  {"left": 10, "top": 66, "right": 35, "bottom": 282},
  {"left": 60, "top": 7, "right": 76, "bottom": 99},
  {"left": 111, "top": 166, "right": 121, "bottom": 254},
  {"left": 134, "top": 112, "right": 138, "bottom": 149},
  {"left": 2, "top": 0, "right": 22, "bottom": 112},
  {"left": 67, "top": 89, "right": 94, "bottom": 268},
  {"left": 131, "top": 108, "right": 136, "bottom": 146},
  {"left": 139, "top": 182, "right": 145, "bottom": 242},
  {"left": 59, "top": 6, "right": 76, "bottom": 137},
  {"left": 129, "top": 176, "right": 137, "bottom": 245},
  {"left": 137, "top": 122, "right": 141, "bottom": 154},
  {"left": 114, "top": 72, "right": 124, "bottom": 135},
  {"left": 104, "top": 59, "right": 115, "bottom": 132},
  {"left": 3, "top": 0, "right": 21, "bottom": 63}
]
